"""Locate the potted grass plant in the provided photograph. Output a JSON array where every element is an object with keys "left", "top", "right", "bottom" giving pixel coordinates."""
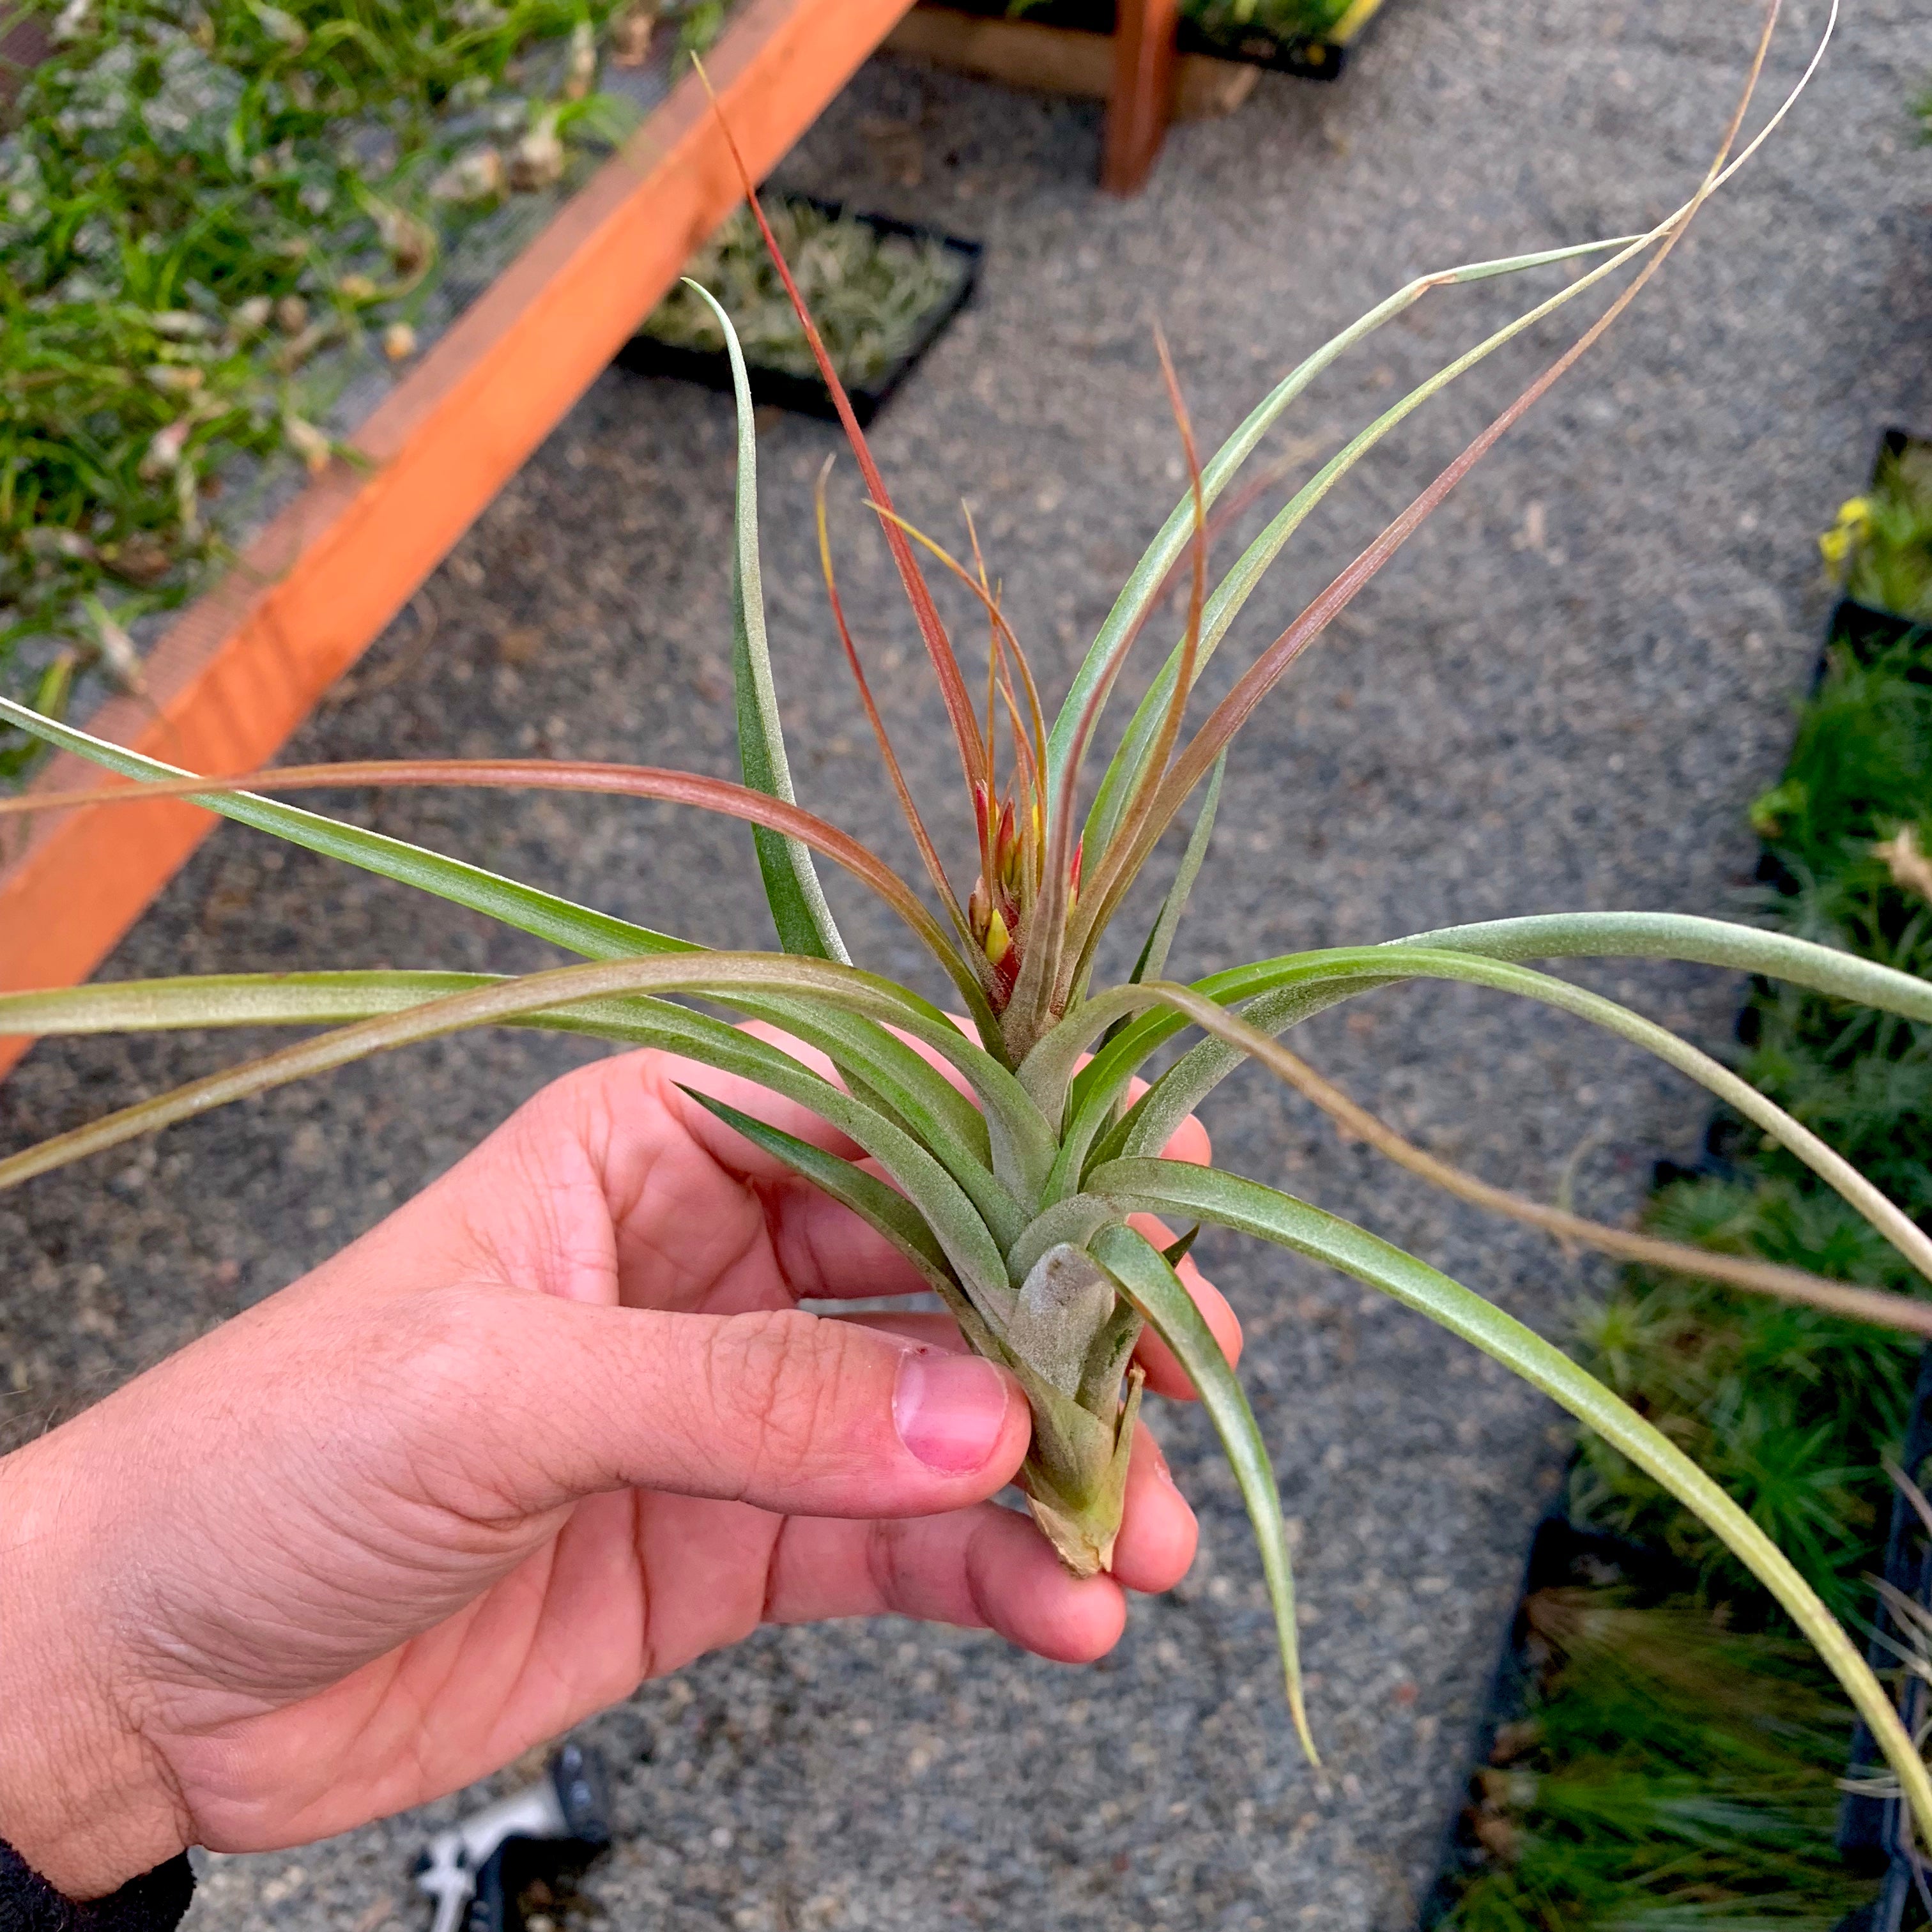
[
  {"left": 620, "top": 194, "right": 982, "bottom": 425},
  {"left": 5, "top": 0, "right": 1932, "bottom": 1853},
  {"left": 931, "top": 0, "right": 1374, "bottom": 80},
  {"left": 1425, "top": 443, "right": 1932, "bottom": 1926},
  {"left": 1818, "top": 430, "right": 1932, "bottom": 645}
]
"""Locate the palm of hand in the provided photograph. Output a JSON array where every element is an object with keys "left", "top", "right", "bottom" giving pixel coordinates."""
[{"left": 64, "top": 1043, "right": 1209, "bottom": 1858}]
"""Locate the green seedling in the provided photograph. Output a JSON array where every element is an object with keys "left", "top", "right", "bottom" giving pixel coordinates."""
[
  {"left": 638, "top": 195, "right": 968, "bottom": 389},
  {"left": 0, "top": 0, "right": 646, "bottom": 766},
  {"left": 6, "top": 0, "right": 1932, "bottom": 1844}
]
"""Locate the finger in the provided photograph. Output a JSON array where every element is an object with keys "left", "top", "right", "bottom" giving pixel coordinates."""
[
  {"left": 1105, "top": 1420, "right": 1198, "bottom": 1593},
  {"left": 763, "top": 1171, "right": 940, "bottom": 1303},
  {"left": 1124, "top": 1238, "right": 1243, "bottom": 1399},
  {"left": 1158, "top": 1110, "right": 1212, "bottom": 1167},
  {"left": 1104, "top": 1072, "right": 1211, "bottom": 1170},
  {"left": 461, "top": 1297, "right": 1030, "bottom": 1521},
  {"left": 764, "top": 1503, "right": 1128, "bottom": 1664},
  {"left": 553, "top": 1052, "right": 935, "bottom": 1305},
  {"left": 826, "top": 1311, "right": 967, "bottom": 1350}
]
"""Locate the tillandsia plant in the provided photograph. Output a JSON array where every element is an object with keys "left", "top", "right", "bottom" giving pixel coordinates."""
[{"left": 6, "top": 0, "right": 1932, "bottom": 1837}]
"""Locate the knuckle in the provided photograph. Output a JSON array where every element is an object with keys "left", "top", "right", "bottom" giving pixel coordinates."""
[{"left": 705, "top": 1310, "right": 871, "bottom": 1498}]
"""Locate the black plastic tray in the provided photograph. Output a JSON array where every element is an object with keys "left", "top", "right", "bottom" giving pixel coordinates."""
[
  {"left": 1834, "top": 1342, "right": 1932, "bottom": 1932},
  {"left": 616, "top": 197, "right": 983, "bottom": 428},
  {"left": 1414, "top": 1470, "right": 1699, "bottom": 1929},
  {"left": 1420, "top": 426, "right": 1932, "bottom": 1930},
  {"left": 917, "top": 0, "right": 1354, "bottom": 80}
]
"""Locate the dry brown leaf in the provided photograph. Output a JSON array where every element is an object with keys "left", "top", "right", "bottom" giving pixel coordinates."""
[{"left": 1875, "top": 825, "right": 1932, "bottom": 903}]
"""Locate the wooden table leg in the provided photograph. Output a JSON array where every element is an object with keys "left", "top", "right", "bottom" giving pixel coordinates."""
[{"left": 1101, "top": 0, "right": 1179, "bottom": 194}]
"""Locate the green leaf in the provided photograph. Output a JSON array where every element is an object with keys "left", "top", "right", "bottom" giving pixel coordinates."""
[
  {"left": 1085, "top": 1220, "right": 1316, "bottom": 1763},
  {"left": 1041, "top": 234, "right": 1644, "bottom": 816},
  {"left": 1128, "top": 752, "right": 1223, "bottom": 988},
  {"left": 1088, "top": 1155, "right": 1932, "bottom": 1846},
  {"left": 0, "top": 969, "right": 657, "bottom": 1039},
  {"left": 0, "top": 714, "right": 1013, "bottom": 1048},
  {"left": 1390, "top": 909, "right": 1932, "bottom": 1022},
  {"left": 0, "top": 961, "right": 1056, "bottom": 1234},
  {"left": 0, "top": 952, "right": 1018, "bottom": 1328},
  {"left": 755, "top": 999, "right": 1022, "bottom": 1250},
  {"left": 0, "top": 696, "right": 691, "bottom": 962},
  {"left": 675, "top": 1084, "right": 956, "bottom": 1295},
  {"left": 1006, "top": 1193, "right": 1119, "bottom": 1285},
  {"left": 691, "top": 282, "right": 848, "bottom": 965},
  {"left": 1159, "top": 1225, "right": 1200, "bottom": 1268},
  {"left": 1031, "top": 949, "right": 1932, "bottom": 1296}
]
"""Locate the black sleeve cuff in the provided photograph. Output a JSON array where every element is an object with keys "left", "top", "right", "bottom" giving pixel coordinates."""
[{"left": 0, "top": 1840, "right": 194, "bottom": 1932}]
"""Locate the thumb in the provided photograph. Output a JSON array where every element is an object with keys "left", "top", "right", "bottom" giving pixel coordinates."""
[{"left": 473, "top": 1300, "right": 1031, "bottom": 1520}]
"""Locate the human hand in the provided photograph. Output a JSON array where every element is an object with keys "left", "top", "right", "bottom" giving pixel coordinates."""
[{"left": 0, "top": 1031, "right": 1237, "bottom": 1897}]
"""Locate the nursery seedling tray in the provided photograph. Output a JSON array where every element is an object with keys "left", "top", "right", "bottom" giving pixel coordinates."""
[
  {"left": 1836, "top": 1345, "right": 1932, "bottom": 1932},
  {"left": 908, "top": 0, "right": 1387, "bottom": 79},
  {"left": 1809, "top": 428, "right": 1932, "bottom": 690},
  {"left": 0, "top": 0, "right": 921, "bottom": 1080},
  {"left": 1422, "top": 424, "right": 1932, "bottom": 1929},
  {"left": 613, "top": 197, "right": 983, "bottom": 425},
  {"left": 1414, "top": 1468, "right": 1692, "bottom": 1929}
]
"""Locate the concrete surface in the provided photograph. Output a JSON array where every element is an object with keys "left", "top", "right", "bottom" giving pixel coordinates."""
[{"left": 4, "top": 0, "right": 1931, "bottom": 1925}]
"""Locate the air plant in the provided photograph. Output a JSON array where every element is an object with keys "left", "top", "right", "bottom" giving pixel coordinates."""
[{"left": 5, "top": 0, "right": 1932, "bottom": 1843}]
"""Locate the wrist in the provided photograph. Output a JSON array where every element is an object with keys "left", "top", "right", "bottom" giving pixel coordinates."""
[{"left": 0, "top": 1430, "right": 190, "bottom": 1899}]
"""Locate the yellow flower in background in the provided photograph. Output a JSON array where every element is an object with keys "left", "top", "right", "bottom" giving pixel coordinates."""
[{"left": 1819, "top": 494, "right": 1871, "bottom": 574}]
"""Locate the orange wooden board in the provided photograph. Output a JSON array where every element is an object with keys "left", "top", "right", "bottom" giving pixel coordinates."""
[{"left": 0, "top": 0, "right": 912, "bottom": 1077}]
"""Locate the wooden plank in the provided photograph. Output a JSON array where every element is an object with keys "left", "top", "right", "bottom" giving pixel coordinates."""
[
  {"left": 882, "top": 8, "right": 1256, "bottom": 119},
  {"left": 0, "top": 0, "right": 914, "bottom": 1078},
  {"left": 1101, "top": 0, "right": 1180, "bottom": 193}
]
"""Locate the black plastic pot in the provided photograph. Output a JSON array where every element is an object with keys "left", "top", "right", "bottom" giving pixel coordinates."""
[
  {"left": 1421, "top": 425, "right": 1932, "bottom": 1929},
  {"left": 916, "top": 0, "right": 1355, "bottom": 80},
  {"left": 1818, "top": 427, "right": 1932, "bottom": 682},
  {"left": 615, "top": 197, "right": 982, "bottom": 428},
  {"left": 1833, "top": 1344, "right": 1932, "bottom": 1932},
  {"left": 1414, "top": 1470, "right": 1696, "bottom": 1929}
]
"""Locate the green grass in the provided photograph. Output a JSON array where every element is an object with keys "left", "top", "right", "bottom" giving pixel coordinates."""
[
  {"left": 1446, "top": 1593, "right": 1875, "bottom": 1931},
  {"left": 1820, "top": 441, "right": 1932, "bottom": 626},
  {"left": 1181, "top": 0, "right": 1357, "bottom": 47},
  {"left": 1003, "top": 0, "right": 1357, "bottom": 47},
  {"left": 1574, "top": 623, "right": 1932, "bottom": 1623},
  {"left": 0, "top": 0, "right": 742, "bottom": 779},
  {"left": 1445, "top": 597, "right": 1932, "bottom": 1927}
]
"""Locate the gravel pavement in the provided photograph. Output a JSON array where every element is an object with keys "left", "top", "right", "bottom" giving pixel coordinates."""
[{"left": 6, "top": 1, "right": 1932, "bottom": 1926}]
